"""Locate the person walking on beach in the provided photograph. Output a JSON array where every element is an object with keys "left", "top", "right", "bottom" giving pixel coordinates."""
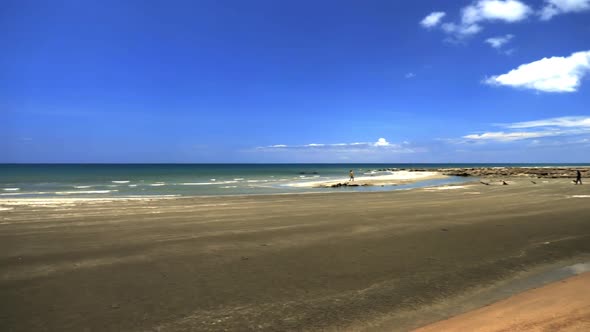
[
  {"left": 574, "top": 170, "right": 583, "bottom": 185},
  {"left": 349, "top": 170, "right": 355, "bottom": 182}
]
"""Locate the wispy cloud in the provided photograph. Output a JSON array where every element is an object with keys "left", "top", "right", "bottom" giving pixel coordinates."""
[
  {"left": 461, "top": 116, "right": 590, "bottom": 143},
  {"left": 405, "top": 72, "right": 416, "bottom": 79},
  {"left": 485, "top": 34, "right": 514, "bottom": 48},
  {"left": 485, "top": 50, "right": 590, "bottom": 92},
  {"left": 504, "top": 116, "right": 590, "bottom": 129},
  {"left": 420, "top": 12, "right": 446, "bottom": 28},
  {"left": 463, "top": 131, "right": 560, "bottom": 141},
  {"left": 540, "top": 0, "right": 590, "bottom": 20},
  {"left": 258, "top": 138, "right": 416, "bottom": 153},
  {"left": 441, "top": 22, "right": 483, "bottom": 39}
]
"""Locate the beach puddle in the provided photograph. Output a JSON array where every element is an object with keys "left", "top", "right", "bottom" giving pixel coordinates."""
[{"left": 489, "top": 260, "right": 590, "bottom": 300}]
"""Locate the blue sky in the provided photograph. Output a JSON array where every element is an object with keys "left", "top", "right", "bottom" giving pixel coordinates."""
[{"left": 2, "top": 0, "right": 590, "bottom": 163}]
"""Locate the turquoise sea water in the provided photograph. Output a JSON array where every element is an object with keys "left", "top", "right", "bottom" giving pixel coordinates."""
[{"left": 1, "top": 164, "right": 588, "bottom": 198}]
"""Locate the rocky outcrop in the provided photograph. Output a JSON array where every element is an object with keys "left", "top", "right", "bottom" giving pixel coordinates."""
[
  {"left": 325, "top": 182, "right": 370, "bottom": 188},
  {"left": 410, "top": 167, "right": 590, "bottom": 179}
]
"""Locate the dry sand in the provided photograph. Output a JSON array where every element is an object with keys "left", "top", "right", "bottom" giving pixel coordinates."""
[
  {"left": 414, "top": 272, "right": 590, "bottom": 332},
  {"left": 286, "top": 171, "right": 445, "bottom": 188},
  {"left": 1, "top": 178, "right": 590, "bottom": 331}
]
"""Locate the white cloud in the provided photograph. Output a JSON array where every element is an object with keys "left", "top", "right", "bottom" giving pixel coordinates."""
[
  {"left": 422, "top": 0, "right": 587, "bottom": 43},
  {"left": 420, "top": 12, "right": 446, "bottom": 28},
  {"left": 424, "top": 1, "right": 530, "bottom": 40},
  {"left": 540, "top": 0, "right": 590, "bottom": 20},
  {"left": 405, "top": 72, "right": 416, "bottom": 79},
  {"left": 374, "top": 138, "right": 390, "bottom": 146},
  {"left": 485, "top": 34, "right": 514, "bottom": 48},
  {"left": 462, "top": 0, "right": 532, "bottom": 25},
  {"left": 485, "top": 50, "right": 590, "bottom": 92}
]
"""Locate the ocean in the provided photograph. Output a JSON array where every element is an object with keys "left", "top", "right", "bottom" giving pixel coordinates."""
[{"left": 1, "top": 164, "right": 588, "bottom": 198}]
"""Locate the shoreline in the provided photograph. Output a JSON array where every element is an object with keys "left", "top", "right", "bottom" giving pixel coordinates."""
[
  {"left": 1, "top": 167, "right": 588, "bottom": 200},
  {"left": 0, "top": 176, "right": 584, "bottom": 206},
  {"left": 0, "top": 175, "right": 467, "bottom": 203}
]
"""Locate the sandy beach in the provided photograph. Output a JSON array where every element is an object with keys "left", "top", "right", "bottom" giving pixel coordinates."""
[
  {"left": 287, "top": 171, "right": 446, "bottom": 188},
  {"left": 1, "top": 177, "right": 590, "bottom": 331},
  {"left": 414, "top": 272, "right": 590, "bottom": 332}
]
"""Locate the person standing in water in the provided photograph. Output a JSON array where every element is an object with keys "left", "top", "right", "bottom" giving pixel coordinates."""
[
  {"left": 349, "top": 170, "right": 355, "bottom": 182},
  {"left": 574, "top": 170, "right": 583, "bottom": 185}
]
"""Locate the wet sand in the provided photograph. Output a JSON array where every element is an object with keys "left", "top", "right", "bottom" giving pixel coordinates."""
[{"left": 1, "top": 178, "right": 590, "bottom": 331}]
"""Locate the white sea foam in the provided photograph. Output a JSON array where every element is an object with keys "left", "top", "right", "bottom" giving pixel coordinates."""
[
  {"left": 182, "top": 181, "right": 238, "bottom": 186},
  {"left": 112, "top": 180, "right": 130, "bottom": 184},
  {"left": 2, "top": 188, "right": 20, "bottom": 191},
  {"left": 128, "top": 184, "right": 138, "bottom": 187},
  {"left": 220, "top": 186, "right": 238, "bottom": 189},
  {"left": 210, "top": 179, "right": 216, "bottom": 181},
  {"left": 150, "top": 183, "right": 166, "bottom": 187},
  {"left": 55, "top": 190, "right": 116, "bottom": 195},
  {"left": 74, "top": 186, "right": 92, "bottom": 189},
  {"left": 234, "top": 178, "right": 245, "bottom": 181},
  {"left": 1, "top": 191, "right": 51, "bottom": 196},
  {"left": 0, "top": 207, "right": 14, "bottom": 211},
  {"left": 571, "top": 195, "right": 590, "bottom": 198}
]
